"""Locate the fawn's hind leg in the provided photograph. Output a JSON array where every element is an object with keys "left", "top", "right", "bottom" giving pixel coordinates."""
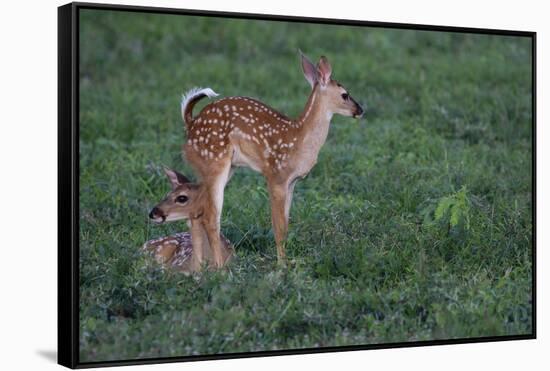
[{"left": 201, "top": 159, "right": 232, "bottom": 268}]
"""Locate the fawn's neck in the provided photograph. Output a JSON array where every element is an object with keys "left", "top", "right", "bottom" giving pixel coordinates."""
[
  {"left": 292, "top": 85, "right": 333, "bottom": 171},
  {"left": 296, "top": 85, "right": 332, "bottom": 125}
]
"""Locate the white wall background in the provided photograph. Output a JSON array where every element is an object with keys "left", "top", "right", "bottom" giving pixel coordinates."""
[{"left": 0, "top": 0, "right": 545, "bottom": 369}]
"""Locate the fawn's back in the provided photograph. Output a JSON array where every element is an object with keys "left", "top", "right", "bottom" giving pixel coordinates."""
[{"left": 185, "top": 96, "right": 304, "bottom": 175}]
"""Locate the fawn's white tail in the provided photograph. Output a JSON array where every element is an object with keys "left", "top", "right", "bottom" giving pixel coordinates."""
[{"left": 181, "top": 87, "right": 219, "bottom": 126}]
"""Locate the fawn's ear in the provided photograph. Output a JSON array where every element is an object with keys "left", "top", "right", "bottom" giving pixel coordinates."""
[
  {"left": 163, "top": 167, "right": 191, "bottom": 189},
  {"left": 300, "top": 50, "right": 318, "bottom": 88},
  {"left": 317, "top": 56, "right": 332, "bottom": 86}
]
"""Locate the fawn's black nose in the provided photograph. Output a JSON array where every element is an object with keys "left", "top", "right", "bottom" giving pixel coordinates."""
[
  {"left": 355, "top": 104, "right": 364, "bottom": 118},
  {"left": 149, "top": 207, "right": 161, "bottom": 220}
]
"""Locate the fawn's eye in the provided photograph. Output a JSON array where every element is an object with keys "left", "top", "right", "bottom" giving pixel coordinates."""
[
  {"left": 175, "top": 195, "right": 188, "bottom": 204},
  {"left": 341, "top": 93, "right": 349, "bottom": 100}
]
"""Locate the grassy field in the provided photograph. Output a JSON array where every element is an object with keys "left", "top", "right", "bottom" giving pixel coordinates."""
[{"left": 78, "top": 9, "right": 533, "bottom": 363}]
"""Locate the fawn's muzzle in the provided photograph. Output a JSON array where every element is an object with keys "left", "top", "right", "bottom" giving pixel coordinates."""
[
  {"left": 351, "top": 96, "right": 364, "bottom": 118},
  {"left": 149, "top": 207, "right": 166, "bottom": 223}
]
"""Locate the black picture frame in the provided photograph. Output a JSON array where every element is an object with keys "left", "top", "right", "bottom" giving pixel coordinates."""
[{"left": 58, "top": 2, "right": 536, "bottom": 368}]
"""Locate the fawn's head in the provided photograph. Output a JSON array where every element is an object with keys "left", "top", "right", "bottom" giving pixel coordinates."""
[
  {"left": 149, "top": 168, "right": 205, "bottom": 223},
  {"left": 301, "top": 52, "right": 364, "bottom": 119}
]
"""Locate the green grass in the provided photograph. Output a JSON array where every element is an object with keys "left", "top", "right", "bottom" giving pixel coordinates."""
[{"left": 78, "top": 9, "right": 533, "bottom": 362}]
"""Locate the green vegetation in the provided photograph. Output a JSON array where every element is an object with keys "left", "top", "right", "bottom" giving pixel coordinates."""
[{"left": 78, "top": 9, "right": 533, "bottom": 363}]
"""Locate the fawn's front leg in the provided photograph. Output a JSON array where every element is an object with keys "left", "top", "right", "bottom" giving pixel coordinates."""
[{"left": 268, "top": 180, "right": 296, "bottom": 264}]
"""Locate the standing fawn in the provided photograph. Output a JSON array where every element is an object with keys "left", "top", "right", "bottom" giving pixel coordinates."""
[
  {"left": 147, "top": 167, "right": 233, "bottom": 273},
  {"left": 181, "top": 52, "right": 363, "bottom": 266}
]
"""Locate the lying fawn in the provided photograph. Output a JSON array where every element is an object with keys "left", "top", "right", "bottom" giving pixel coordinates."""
[
  {"left": 181, "top": 52, "right": 363, "bottom": 265},
  {"left": 143, "top": 232, "right": 232, "bottom": 274},
  {"left": 147, "top": 167, "right": 233, "bottom": 273}
]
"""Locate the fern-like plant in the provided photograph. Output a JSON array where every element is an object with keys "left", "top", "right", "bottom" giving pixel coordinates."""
[{"left": 421, "top": 186, "right": 471, "bottom": 232}]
